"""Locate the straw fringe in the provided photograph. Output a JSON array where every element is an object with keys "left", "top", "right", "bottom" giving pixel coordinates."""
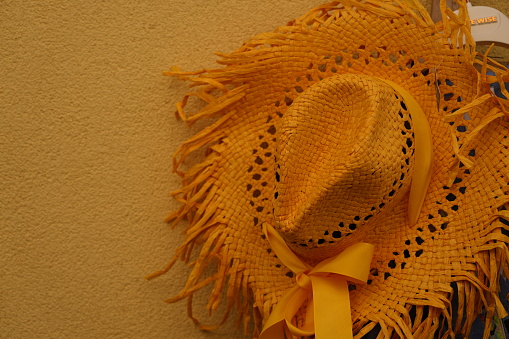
[
  {"left": 445, "top": 52, "right": 509, "bottom": 185},
  {"left": 359, "top": 214, "right": 509, "bottom": 339},
  {"left": 441, "top": 24, "right": 509, "bottom": 185},
  {"left": 153, "top": 0, "right": 509, "bottom": 337},
  {"left": 149, "top": 135, "right": 258, "bottom": 333},
  {"left": 383, "top": 222, "right": 509, "bottom": 339}
]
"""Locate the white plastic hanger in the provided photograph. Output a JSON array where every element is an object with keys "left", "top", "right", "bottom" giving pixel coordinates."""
[{"left": 460, "top": 0, "right": 509, "bottom": 46}]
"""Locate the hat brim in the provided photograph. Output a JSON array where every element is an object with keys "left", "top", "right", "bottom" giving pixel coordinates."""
[{"left": 154, "top": 0, "right": 509, "bottom": 337}]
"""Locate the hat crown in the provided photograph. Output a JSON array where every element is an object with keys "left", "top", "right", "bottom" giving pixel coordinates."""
[{"left": 273, "top": 74, "right": 416, "bottom": 261}]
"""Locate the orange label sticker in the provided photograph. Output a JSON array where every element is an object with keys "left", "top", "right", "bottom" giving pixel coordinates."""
[{"left": 470, "top": 16, "right": 498, "bottom": 25}]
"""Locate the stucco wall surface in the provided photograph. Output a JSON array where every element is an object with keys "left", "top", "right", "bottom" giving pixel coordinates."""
[{"left": 0, "top": 0, "right": 503, "bottom": 338}]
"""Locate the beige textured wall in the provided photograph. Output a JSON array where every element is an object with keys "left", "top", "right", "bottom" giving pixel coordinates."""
[{"left": 0, "top": 0, "right": 496, "bottom": 338}]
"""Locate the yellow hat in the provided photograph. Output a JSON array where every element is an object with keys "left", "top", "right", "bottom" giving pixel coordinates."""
[{"left": 149, "top": 0, "right": 509, "bottom": 337}]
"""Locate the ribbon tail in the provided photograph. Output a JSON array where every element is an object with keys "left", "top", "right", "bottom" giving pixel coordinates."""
[
  {"left": 284, "top": 288, "right": 315, "bottom": 337},
  {"left": 259, "top": 286, "right": 300, "bottom": 339},
  {"left": 311, "top": 275, "right": 353, "bottom": 339},
  {"left": 260, "top": 285, "right": 316, "bottom": 339},
  {"left": 258, "top": 321, "right": 287, "bottom": 339}
]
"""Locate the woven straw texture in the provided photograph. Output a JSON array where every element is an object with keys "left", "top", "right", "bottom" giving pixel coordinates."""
[{"left": 152, "top": 0, "right": 509, "bottom": 337}]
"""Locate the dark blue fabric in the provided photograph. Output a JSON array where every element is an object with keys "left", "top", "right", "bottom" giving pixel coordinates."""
[
  {"left": 469, "top": 275, "right": 509, "bottom": 338},
  {"left": 488, "top": 65, "right": 509, "bottom": 99}
]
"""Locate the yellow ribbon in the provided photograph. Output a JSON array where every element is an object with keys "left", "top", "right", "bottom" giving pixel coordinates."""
[
  {"left": 379, "top": 79, "right": 433, "bottom": 227},
  {"left": 259, "top": 223, "right": 374, "bottom": 339}
]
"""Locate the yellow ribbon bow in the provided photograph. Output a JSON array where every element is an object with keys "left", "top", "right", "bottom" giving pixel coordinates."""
[{"left": 259, "top": 223, "right": 374, "bottom": 339}]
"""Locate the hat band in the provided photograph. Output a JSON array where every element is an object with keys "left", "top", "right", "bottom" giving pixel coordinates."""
[
  {"left": 379, "top": 79, "right": 433, "bottom": 226},
  {"left": 260, "top": 80, "right": 432, "bottom": 338}
]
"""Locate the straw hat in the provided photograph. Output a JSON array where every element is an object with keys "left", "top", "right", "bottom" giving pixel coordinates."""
[{"left": 149, "top": 0, "right": 509, "bottom": 337}]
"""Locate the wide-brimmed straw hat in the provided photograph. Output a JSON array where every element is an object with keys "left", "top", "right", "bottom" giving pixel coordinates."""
[{"left": 149, "top": 0, "right": 509, "bottom": 337}]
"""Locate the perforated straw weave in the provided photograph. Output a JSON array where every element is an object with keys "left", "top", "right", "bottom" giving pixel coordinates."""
[{"left": 149, "top": 0, "right": 509, "bottom": 337}]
